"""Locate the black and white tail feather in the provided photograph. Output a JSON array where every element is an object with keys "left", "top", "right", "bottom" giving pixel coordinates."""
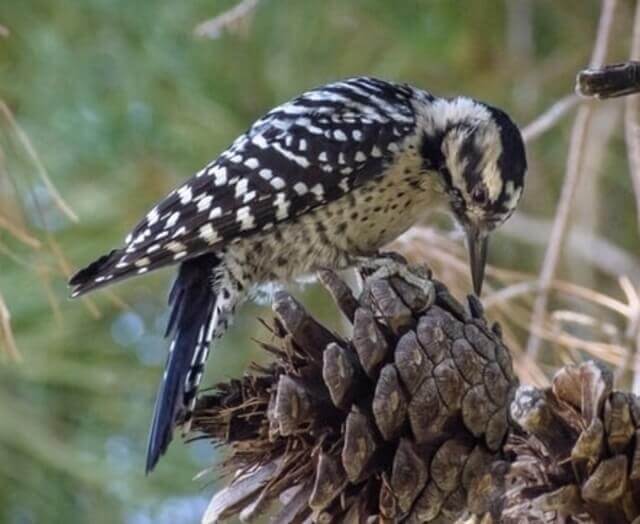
[{"left": 145, "top": 254, "right": 219, "bottom": 473}]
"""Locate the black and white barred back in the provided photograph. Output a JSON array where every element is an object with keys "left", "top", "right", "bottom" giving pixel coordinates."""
[{"left": 69, "top": 77, "right": 526, "bottom": 472}]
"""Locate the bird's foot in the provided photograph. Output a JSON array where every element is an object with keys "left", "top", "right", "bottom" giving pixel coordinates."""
[{"left": 354, "top": 252, "right": 432, "bottom": 296}]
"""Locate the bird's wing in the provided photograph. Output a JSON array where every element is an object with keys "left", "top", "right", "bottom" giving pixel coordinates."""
[{"left": 69, "top": 77, "right": 418, "bottom": 296}]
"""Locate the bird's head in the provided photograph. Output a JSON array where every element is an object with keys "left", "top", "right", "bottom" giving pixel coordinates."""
[{"left": 425, "top": 97, "right": 527, "bottom": 295}]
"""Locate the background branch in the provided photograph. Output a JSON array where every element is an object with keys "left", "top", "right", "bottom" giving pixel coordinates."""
[
  {"left": 194, "top": 0, "right": 261, "bottom": 39},
  {"left": 624, "top": 1, "right": 640, "bottom": 394},
  {"left": 526, "top": 0, "right": 618, "bottom": 360},
  {"left": 521, "top": 94, "right": 580, "bottom": 143},
  {"left": 577, "top": 61, "right": 640, "bottom": 98}
]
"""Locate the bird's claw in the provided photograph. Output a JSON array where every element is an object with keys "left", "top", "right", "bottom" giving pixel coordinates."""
[{"left": 354, "top": 254, "right": 432, "bottom": 297}]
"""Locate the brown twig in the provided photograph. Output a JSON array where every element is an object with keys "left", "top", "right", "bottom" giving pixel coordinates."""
[
  {"left": 501, "top": 212, "right": 640, "bottom": 281},
  {"left": 626, "top": 3, "right": 640, "bottom": 242},
  {"left": 0, "top": 97, "right": 93, "bottom": 354},
  {"left": 194, "top": 0, "right": 261, "bottom": 39},
  {"left": 0, "top": 239, "right": 37, "bottom": 269},
  {"left": 521, "top": 94, "right": 580, "bottom": 143},
  {"left": 0, "top": 214, "right": 41, "bottom": 249},
  {"left": 526, "top": 0, "right": 617, "bottom": 361},
  {"left": 525, "top": 105, "right": 593, "bottom": 360},
  {"left": 0, "top": 101, "right": 78, "bottom": 222},
  {"left": 0, "top": 289, "right": 20, "bottom": 361},
  {"left": 618, "top": 276, "right": 640, "bottom": 388},
  {"left": 622, "top": 1, "right": 640, "bottom": 391},
  {"left": 577, "top": 61, "right": 640, "bottom": 98}
]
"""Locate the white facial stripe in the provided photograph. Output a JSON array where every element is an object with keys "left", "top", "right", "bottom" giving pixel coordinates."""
[
  {"left": 443, "top": 134, "right": 467, "bottom": 194},
  {"left": 473, "top": 124, "right": 504, "bottom": 203}
]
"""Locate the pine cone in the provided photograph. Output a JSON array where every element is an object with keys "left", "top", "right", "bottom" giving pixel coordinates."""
[
  {"left": 191, "top": 261, "right": 518, "bottom": 523},
  {"left": 502, "top": 361, "right": 640, "bottom": 523}
]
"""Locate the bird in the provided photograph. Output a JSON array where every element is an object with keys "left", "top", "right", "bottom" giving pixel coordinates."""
[{"left": 68, "top": 76, "right": 527, "bottom": 473}]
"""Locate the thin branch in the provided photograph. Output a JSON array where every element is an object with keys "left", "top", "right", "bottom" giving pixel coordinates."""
[
  {"left": 0, "top": 239, "right": 37, "bottom": 269},
  {"left": 0, "top": 214, "right": 41, "bottom": 249},
  {"left": 620, "top": 276, "right": 640, "bottom": 323},
  {"left": 0, "top": 289, "right": 20, "bottom": 361},
  {"left": 576, "top": 61, "right": 640, "bottom": 98},
  {"left": 619, "top": 276, "right": 640, "bottom": 386},
  {"left": 0, "top": 101, "right": 78, "bottom": 222},
  {"left": 625, "top": 5, "right": 640, "bottom": 239},
  {"left": 521, "top": 94, "right": 580, "bottom": 143},
  {"left": 525, "top": 107, "right": 592, "bottom": 358},
  {"left": 502, "top": 212, "right": 640, "bottom": 282},
  {"left": 194, "top": 0, "right": 261, "bottom": 39},
  {"left": 526, "top": 0, "right": 617, "bottom": 361},
  {"left": 36, "top": 264, "right": 64, "bottom": 327},
  {"left": 590, "top": 2, "right": 616, "bottom": 67},
  {"left": 552, "top": 279, "right": 631, "bottom": 318},
  {"left": 483, "top": 281, "right": 538, "bottom": 309},
  {"left": 624, "top": 0, "right": 640, "bottom": 393},
  {"left": 551, "top": 310, "right": 620, "bottom": 340}
]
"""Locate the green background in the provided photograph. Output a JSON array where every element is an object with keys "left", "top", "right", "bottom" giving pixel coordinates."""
[{"left": 1, "top": 1, "right": 636, "bottom": 523}]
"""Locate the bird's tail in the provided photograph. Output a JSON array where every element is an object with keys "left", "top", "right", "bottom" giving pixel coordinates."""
[
  {"left": 145, "top": 253, "right": 221, "bottom": 473},
  {"left": 68, "top": 239, "right": 211, "bottom": 298}
]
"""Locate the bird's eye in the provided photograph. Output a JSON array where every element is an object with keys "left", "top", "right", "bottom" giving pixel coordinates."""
[
  {"left": 449, "top": 187, "right": 464, "bottom": 211},
  {"left": 471, "top": 185, "right": 488, "bottom": 206}
]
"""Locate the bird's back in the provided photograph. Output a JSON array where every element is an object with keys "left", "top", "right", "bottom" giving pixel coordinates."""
[{"left": 69, "top": 77, "right": 422, "bottom": 297}]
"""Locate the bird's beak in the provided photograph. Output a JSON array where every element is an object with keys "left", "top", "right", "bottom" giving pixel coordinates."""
[{"left": 465, "top": 225, "right": 488, "bottom": 296}]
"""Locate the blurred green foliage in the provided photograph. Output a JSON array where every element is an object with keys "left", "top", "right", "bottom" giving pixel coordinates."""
[{"left": 1, "top": 0, "right": 637, "bottom": 523}]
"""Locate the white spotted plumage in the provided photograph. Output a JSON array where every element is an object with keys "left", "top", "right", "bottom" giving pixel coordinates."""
[{"left": 69, "top": 76, "right": 527, "bottom": 473}]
